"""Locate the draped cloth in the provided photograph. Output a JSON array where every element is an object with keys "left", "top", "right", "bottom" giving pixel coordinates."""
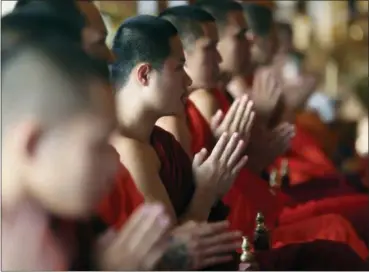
[
  {"left": 186, "top": 89, "right": 368, "bottom": 258},
  {"left": 98, "top": 127, "right": 237, "bottom": 270},
  {"left": 186, "top": 99, "right": 215, "bottom": 154}
]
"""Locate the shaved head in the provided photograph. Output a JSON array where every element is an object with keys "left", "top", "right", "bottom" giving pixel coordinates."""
[
  {"left": 2, "top": 35, "right": 118, "bottom": 218},
  {"left": 13, "top": 0, "right": 114, "bottom": 63},
  {"left": 3, "top": 37, "right": 107, "bottom": 130}
]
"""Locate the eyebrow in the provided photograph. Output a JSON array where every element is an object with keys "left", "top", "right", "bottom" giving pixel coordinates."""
[{"left": 179, "top": 57, "right": 186, "bottom": 64}]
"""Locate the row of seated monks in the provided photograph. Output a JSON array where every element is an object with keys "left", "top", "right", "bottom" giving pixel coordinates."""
[{"left": 2, "top": 0, "right": 368, "bottom": 270}]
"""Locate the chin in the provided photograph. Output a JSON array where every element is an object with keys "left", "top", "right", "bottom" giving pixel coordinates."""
[{"left": 51, "top": 204, "right": 94, "bottom": 219}]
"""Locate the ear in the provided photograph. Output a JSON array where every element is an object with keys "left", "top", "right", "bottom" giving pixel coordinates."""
[
  {"left": 16, "top": 121, "right": 43, "bottom": 160},
  {"left": 136, "top": 63, "right": 153, "bottom": 86},
  {"left": 246, "top": 30, "right": 255, "bottom": 43}
]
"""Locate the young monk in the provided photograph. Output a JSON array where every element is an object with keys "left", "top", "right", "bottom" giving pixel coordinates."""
[
  {"left": 153, "top": 4, "right": 369, "bottom": 268},
  {"left": 6, "top": 4, "right": 246, "bottom": 270},
  {"left": 240, "top": 1, "right": 369, "bottom": 241},
  {"left": 161, "top": 0, "right": 368, "bottom": 258},
  {"left": 97, "top": 15, "right": 251, "bottom": 270},
  {"left": 191, "top": 0, "right": 369, "bottom": 246},
  {"left": 1, "top": 25, "right": 177, "bottom": 271},
  {"left": 12, "top": 1, "right": 260, "bottom": 270}
]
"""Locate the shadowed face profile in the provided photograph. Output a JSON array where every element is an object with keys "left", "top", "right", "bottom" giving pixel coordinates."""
[
  {"left": 217, "top": 10, "right": 248, "bottom": 74},
  {"left": 185, "top": 21, "right": 222, "bottom": 89},
  {"left": 77, "top": 1, "right": 115, "bottom": 63},
  {"left": 249, "top": 25, "right": 278, "bottom": 65}
]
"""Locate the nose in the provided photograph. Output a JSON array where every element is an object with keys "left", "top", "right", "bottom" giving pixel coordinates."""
[
  {"left": 184, "top": 70, "right": 193, "bottom": 87},
  {"left": 216, "top": 48, "right": 223, "bottom": 64}
]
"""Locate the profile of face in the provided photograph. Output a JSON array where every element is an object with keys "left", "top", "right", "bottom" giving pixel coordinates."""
[
  {"left": 77, "top": 2, "right": 115, "bottom": 63},
  {"left": 185, "top": 22, "right": 222, "bottom": 90},
  {"left": 277, "top": 29, "right": 293, "bottom": 54},
  {"left": 137, "top": 35, "right": 192, "bottom": 116},
  {"left": 249, "top": 26, "right": 278, "bottom": 65},
  {"left": 217, "top": 10, "right": 248, "bottom": 75},
  {"left": 23, "top": 82, "right": 118, "bottom": 218}
]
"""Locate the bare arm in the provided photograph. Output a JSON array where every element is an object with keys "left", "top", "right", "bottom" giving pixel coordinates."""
[
  {"left": 118, "top": 141, "right": 178, "bottom": 224},
  {"left": 117, "top": 140, "right": 217, "bottom": 224}
]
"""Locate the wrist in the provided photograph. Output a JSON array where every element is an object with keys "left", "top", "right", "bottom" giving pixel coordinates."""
[{"left": 195, "top": 185, "right": 218, "bottom": 204}]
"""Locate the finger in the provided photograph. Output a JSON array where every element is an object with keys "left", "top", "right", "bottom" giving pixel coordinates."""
[
  {"left": 226, "top": 139, "right": 245, "bottom": 169},
  {"left": 240, "top": 100, "right": 254, "bottom": 136},
  {"left": 231, "top": 155, "right": 248, "bottom": 177},
  {"left": 209, "top": 133, "right": 229, "bottom": 161},
  {"left": 244, "top": 111, "right": 255, "bottom": 140},
  {"left": 230, "top": 95, "right": 248, "bottom": 133},
  {"left": 219, "top": 133, "right": 240, "bottom": 164},
  {"left": 199, "top": 231, "right": 242, "bottom": 248},
  {"left": 193, "top": 148, "right": 208, "bottom": 167},
  {"left": 221, "top": 99, "right": 240, "bottom": 130},
  {"left": 195, "top": 221, "right": 230, "bottom": 237},
  {"left": 116, "top": 204, "right": 166, "bottom": 245},
  {"left": 197, "top": 255, "right": 234, "bottom": 269},
  {"left": 210, "top": 110, "right": 224, "bottom": 131},
  {"left": 201, "top": 241, "right": 241, "bottom": 256},
  {"left": 141, "top": 240, "right": 170, "bottom": 270},
  {"left": 134, "top": 214, "right": 171, "bottom": 258}
]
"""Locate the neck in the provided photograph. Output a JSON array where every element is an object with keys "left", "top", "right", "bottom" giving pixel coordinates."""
[
  {"left": 116, "top": 90, "right": 159, "bottom": 143},
  {"left": 2, "top": 179, "right": 46, "bottom": 220}
]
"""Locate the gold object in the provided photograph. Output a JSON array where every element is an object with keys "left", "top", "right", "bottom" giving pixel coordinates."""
[
  {"left": 240, "top": 236, "right": 254, "bottom": 263},
  {"left": 279, "top": 159, "right": 290, "bottom": 189},
  {"left": 269, "top": 168, "right": 279, "bottom": 188},
  {"left": 253, "top": 212, "right": 271, "bottom": 251},
  {"left": 255, "top": 212, "right": 267, "bottom": 231},
  {"left": 240, "top": 236, "right": 259, "bottom": 271},
  {"left": 280, "top": 159, "right": 289, "bottom": 177}
]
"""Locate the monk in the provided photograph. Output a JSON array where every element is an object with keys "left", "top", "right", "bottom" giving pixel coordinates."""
[
  {"left": 153, "top": 3, "right": 369, "bottom": 268},
  {"left": 6, "top": 3, "right": 244, "bottom": 270},
  {"left": 1, "top": 26, "right": 174, "bottom": 270},
  {"left": 97, "top": 15, "right": 253, "bottom": 270},
  {"left": 190, "top": 0, "right": 369, "bottom": 244},
  {"left": 240, "top": 1, "right": 368, "bottom": 240}
]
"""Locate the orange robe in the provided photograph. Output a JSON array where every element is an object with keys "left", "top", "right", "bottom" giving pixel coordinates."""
[{"left": 197, "top": 89, "right": 369, "bottom": 256}]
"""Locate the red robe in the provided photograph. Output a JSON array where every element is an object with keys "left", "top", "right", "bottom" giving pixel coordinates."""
[
  {"left": 97, "top": 125, "right": 367, "bottom": 269},
  {"left": 98, "top": 127, "right": 237, "bottom": 270},
  {"left": 198, "top": 89, "right": 369, "bottom": 257},
  {"left": 186, "top": 99, "right": 215, "bottom": 154},
  {"left": 98, "top": 164, "right": 144, "bottom": 230}
]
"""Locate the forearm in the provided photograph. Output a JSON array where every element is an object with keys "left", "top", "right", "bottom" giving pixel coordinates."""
[{"left": 179, "top": 186, "right": 217, "bottom": 222}]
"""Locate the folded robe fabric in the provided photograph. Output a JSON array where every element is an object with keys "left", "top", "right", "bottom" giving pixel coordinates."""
[{"left": 187, "top": 88, "right": 368, "bottom": 258}]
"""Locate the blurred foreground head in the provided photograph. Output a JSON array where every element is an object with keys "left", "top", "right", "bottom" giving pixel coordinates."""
[
  {"left": 2, "top": 33, "right": 118, "bottom": 218},
  {"left": 13, "top": 0, "right": 114, "bottom": 62}
]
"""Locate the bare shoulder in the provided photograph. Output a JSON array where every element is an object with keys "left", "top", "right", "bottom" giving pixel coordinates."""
[
  {"left": 112, "top": 135, "right": 177, "bottom": 222},
  {"left": 112, "top": 136, "right": 160, "bottom": 177}
]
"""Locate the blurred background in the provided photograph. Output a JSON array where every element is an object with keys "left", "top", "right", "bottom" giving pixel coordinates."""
[{"left": 2, "top": 0, "right": 368, "bottom": 156}]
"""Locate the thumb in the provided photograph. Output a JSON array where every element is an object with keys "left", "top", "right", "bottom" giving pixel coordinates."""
[
  {"left": 97, "top": 228, "right": 118, "bottom": 248},
  {"left": 193, "top": 148, "right": 208, "bottom": 167},
  {"left": 210, "top": 109, "right": 224, "bottom": 131}
]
